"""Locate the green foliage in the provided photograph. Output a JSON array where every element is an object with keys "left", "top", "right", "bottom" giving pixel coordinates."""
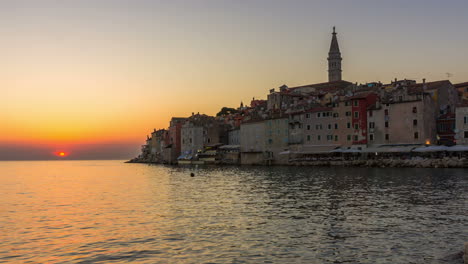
[{"left": 216, "top": 107, "right": 238, "bottom": 117}]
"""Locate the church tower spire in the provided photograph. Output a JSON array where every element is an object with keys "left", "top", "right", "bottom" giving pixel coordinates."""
[{"left": 328, "top": 26, "right": 342, "bottom": 82}]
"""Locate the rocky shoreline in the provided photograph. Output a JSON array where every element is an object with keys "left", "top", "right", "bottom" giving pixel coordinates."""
[
  {"left": 127, "top": 157, "right": 468, "bottom": 168},
  {"left": 288, "top": 157, "right": 468, "bottom": 168}
]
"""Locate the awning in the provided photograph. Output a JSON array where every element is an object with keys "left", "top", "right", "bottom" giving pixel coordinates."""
[
  {"left": 331, "top": 147, "right": 361, "bottom": 153},
  {"left": 219, "top": 145, "right": 240, "bottom": 150},
  {"left": 295, "top": 145, "right": 340, "bottom": 154},
  {"left": 412, "top": 145, "right": 449, "bottom": 152},
  {"left": 363, "top": 145, "right": 421, "bottom": 153},
  {"left": 447, "top": 145, "right": 468, "bottom": 152}
]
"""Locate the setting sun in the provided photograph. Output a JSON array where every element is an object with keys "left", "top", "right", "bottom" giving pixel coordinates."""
[{"left": 54, "top": 151, "right": 68, "bottom": 157}]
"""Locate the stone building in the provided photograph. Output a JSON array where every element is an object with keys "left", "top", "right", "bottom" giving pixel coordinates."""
[
  {"left": 240, "top": 120, "right": 265, "bottom": 165},
  {"left": 264, "top": 117, "right": 289, "bottom": 164},
  {"left": 455, "top": 104, "right": 468, "bottom": 145},
  {"left": 180, "top": 114, "right": 225, "bottom": 157},
  {"left": 454, "top": 82, "right": 468, "bottom": 101},
  {"left": 348, "top": 93, "right": 379, "bottom": 146},
  {"left": 228, "top": 129, "right": 240, "bottom": 145},
  {"left": 408, "top": 80, "right": 458, "bottom": 115},
  {"left": 331, "top": 99, "right": 354, "bottom": 147},
  {"left": 167, "top": 117, "right": 186, "bottom": 163},
  {"left": 367, "top": 92, "right": 437, "bottom": 146}
]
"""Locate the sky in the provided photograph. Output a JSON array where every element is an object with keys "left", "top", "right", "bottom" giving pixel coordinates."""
[{"left": 2, "top": 0, "right": 468, "bottom": 160}]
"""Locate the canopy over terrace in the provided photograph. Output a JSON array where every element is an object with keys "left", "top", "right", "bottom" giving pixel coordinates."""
[
  {"left": 447, "top": 145, "right": 468, "bottom": 152},
  {"left": 294, "top": 145, "right": 341, "bottom": 154},
  {"left": 412, "top": 145, "right": 450, "bottom": 152},
  {"left": 363, "top": 144, "right": 422, "bottom": 153}
]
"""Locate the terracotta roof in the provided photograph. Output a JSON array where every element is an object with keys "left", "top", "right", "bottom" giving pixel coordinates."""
[
  {"left": 407, "top": 80, "right": 452, "bottom": 94},
  {"left": 289, "top": 80, "right": 353, "bottom": 91},
  {"left": 347, "top": 92, "right": 377, "bottom": 100},
  {"left": 454, "top": 82, "right": 468, "bottom": 88}
]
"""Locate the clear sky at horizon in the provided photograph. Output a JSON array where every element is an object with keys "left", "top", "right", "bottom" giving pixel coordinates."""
[{"left": 2, "top": 0, "right": 468, "bottom": 160}]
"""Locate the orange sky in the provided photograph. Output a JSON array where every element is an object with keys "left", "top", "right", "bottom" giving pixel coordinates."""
[{"left": 2, "top": 1, "right": 468, "bottom": 159}]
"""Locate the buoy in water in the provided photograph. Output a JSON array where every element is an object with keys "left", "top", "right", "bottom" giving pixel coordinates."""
[{"left": 190, "top": 173, "right": 195, "bottom": 177}]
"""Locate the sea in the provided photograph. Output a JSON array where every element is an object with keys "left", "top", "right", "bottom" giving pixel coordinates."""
[{"left": 0, "top": 160, "right": 467, "bottom": 263}]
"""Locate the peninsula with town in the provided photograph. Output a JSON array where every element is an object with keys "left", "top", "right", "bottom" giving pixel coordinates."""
[{"left": 129, "top": 27, "right": 468, "bottom": 168}]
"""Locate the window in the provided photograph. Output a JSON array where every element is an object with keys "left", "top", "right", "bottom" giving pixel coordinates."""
[
  {"left": 353, "top": 135, "right": 358, "bottom": 141},
  {"left": 346, "top": 111, "right": 351, "bottom": 116},
  {"left": 413, "top": 119, "right": 418, "bottom": 126},
  {"left": 384, "top": 109, "right": 389, "bottom": 115},
  {"left": 414, "top": 132, "right": 419, "bottom": 139},
  {"left": 354, "top": 112, "right": 359, "bottom": 118},
  {"left": 306, "top": 113, "right": 310, "bottom": 118},
  {"left": 369, "top": 122, "right": 375, "bottom": 129},
  {"left": 328, "top": 124, "right": 332, "bottom": 130},
  {"left": 369, "top": 110, "right": 373, "bottom": 117},
  {"left": 335, "top": 123, "right": 338, "bottom": 129},
  {"left": 464, "top": 131, "right": 468, "bottom": 138},
  {"left": 347, "top": 135, "right": 351, "bottom": 141},
  {"left": 354, "top": 124, "right": 359, "bottom": 130},
  {"left": 307, "top": 125, "right": 311, "bottom": 130},
  {"left": 307, "top": 135, "right": 311, "bottom": 141},
  {"left": 207, "top": 138, "right": 211, "bottom": 143},
  {"left": 268, "top": 139, "right": 273, "bottom": 144},
  {"left": 347, "top": 122, "right": 351, "bottom": 129},
  {"left": 317, "top": 135, "right": 321, "bottom": 141},
  {"left": 413, "top": 107, "right": 417, "bottom": 113},
  {"left": 317, "top": 113, "right": 321, "bottom": 118},
  {"left": 464, "top": 116, "right": 467, "bottom": 124},
  {"left": 334, "top": 135, "right": 338, "bottom": 141},
  {"left": 385, "top": 134, "right": 389, "bottom": 140},
  {"left": 353, "top": 100, "right": 359, "bottom": 106},
  {"left": 385, "top": 121, "right": 389, "bottom": 128},
  {"left": 369, "top": 134, "right": 374, "bottom": 141},
  {"left": 333, "top": 113, "right": 338, "bottom": 117}
]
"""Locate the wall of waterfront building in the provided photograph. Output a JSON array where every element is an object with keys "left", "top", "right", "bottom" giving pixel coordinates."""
[
  {"left": 264, "top": 118, "right": 289, "bottom": 164},
  {"left": 333, "top": 100, "right": 354, "bottom": 147},
  {"left": 455, "top": 106, "right": 468, "bottom": 144},
  {"left": 240, "top": 121, "right": 265, "bottom": 165},
  {"left": 228, "top": 129, "right": 240, "bottom": 145},
  {"left": 367, "top": 94, "right": 436, "bottom": 145}
]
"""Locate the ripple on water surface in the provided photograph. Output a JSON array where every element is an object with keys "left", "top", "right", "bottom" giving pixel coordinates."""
[{"left": 0, "top": 161, "right": 467, "bottom": 263}]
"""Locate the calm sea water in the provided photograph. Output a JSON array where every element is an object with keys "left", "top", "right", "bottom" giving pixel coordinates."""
[{"left": 0, "top": 161, "right": 466, "bottom": 263}]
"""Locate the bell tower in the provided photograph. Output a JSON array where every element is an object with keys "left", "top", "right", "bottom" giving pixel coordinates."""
[{"left": 328, "top": 26, "right": 342, "bottom": 82}]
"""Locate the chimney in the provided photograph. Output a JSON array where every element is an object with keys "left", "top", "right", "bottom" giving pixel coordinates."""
[{"left": 422, "top": 78, "right": 426, "bottom": 84}]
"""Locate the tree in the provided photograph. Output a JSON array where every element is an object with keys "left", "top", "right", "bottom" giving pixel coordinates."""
[{"left": 216, "top": 107, "right": 238, "bottom": 116}]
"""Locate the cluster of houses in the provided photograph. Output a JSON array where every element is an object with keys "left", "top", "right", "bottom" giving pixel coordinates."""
[{"left": 132, "top": 28, "right": 468, "bottom": 166}]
